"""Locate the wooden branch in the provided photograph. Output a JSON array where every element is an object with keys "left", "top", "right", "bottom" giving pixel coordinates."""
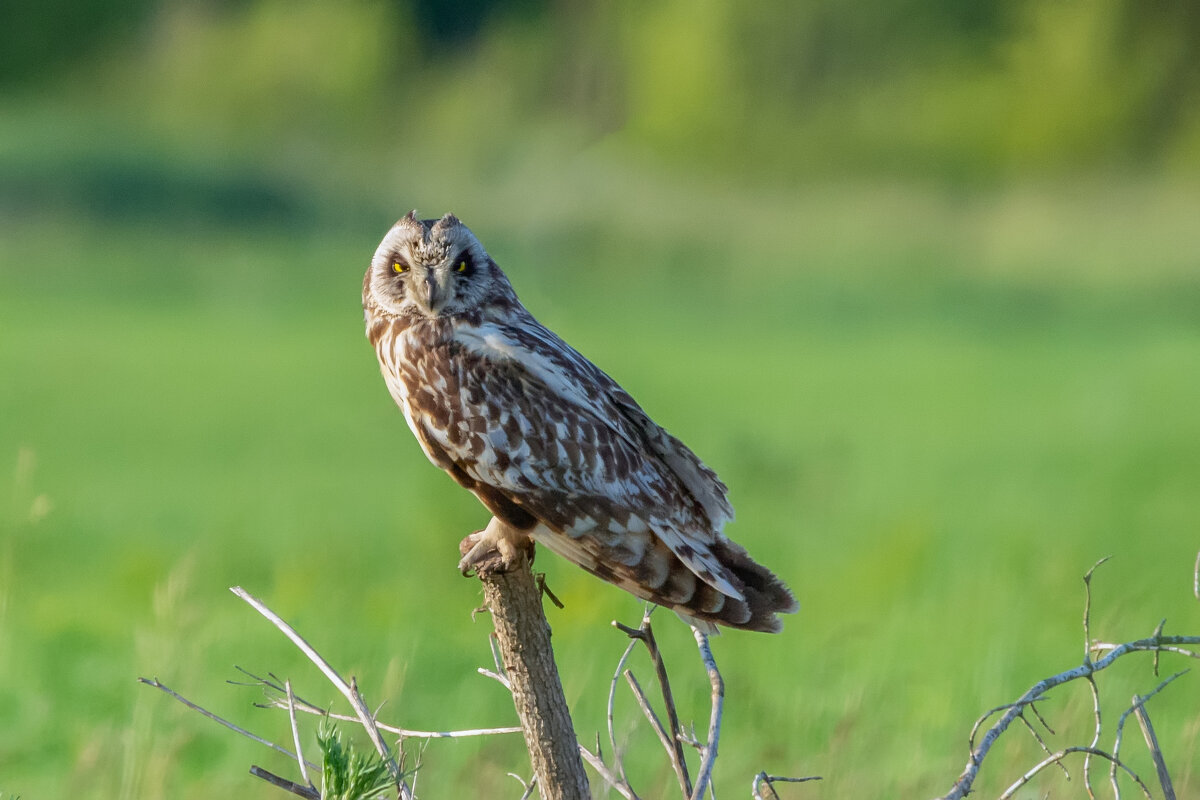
[{"left": 474, "top": 551, "right": 590, "bottom": 800}]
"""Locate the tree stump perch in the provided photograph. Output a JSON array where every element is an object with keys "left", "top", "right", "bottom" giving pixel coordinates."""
[{"left": 472, "top": 547, "right": 591, "bottom": 800}]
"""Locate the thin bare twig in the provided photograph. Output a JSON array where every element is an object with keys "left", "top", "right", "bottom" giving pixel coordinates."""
[
  {"left": 489, "top": 632, "right": 507, "bottom": 681},
  {"left": 996, "top": 746, "right": 1153, "bottom": 800},
  {"left": 1082, "top": 557, "right": 1111, "bottom": 661},
  {"left": 1134, "top": 698, "right": 1176, "bottom": 800},
  {"left": 607, "top": 632, "right": 640, "bottom": 788},
  {"left": 249, "top": 765, "right": 321, "bottom": 799},
  {"left": 1014, "top": 713, "right": 1068, "bottom": 782},
  {"left": 508, "top": 771, "right": 538, "bottom": 800},
  {"left": 236, "top": 666, "right": 522, "bottom": 740},
  {"left": 579, "top": 745, "right": 640, "bottom": 800},
  {"left": 284, "top": 679, "right": 313, "bottom": 791},
  {"left": 1084, "top": 675, "right": 1101, "bottom": 799},
  {"left": 936, "top": 559, "right": 1200, "bottom": 800},
  {"left": 689, "top": 626, "right": 723, "bottom": 800},
  {"left": 478, "top": 667, "right": 513, "bottom": 691},
  {"left": 230, "top": 586, "right": 411, "bottom": 800},
  {"left": 1112, "top": 672, "right": 1185, "bottom": 800},
  {"left": 615, "top": 609, "right": 692, "bottom": 798},
  {"left": 751, "top": 772, "right": 822, "bottom": 799},
  {"left": 1090, "top": 639, "right": 1200, "bottom": 660},
  {"left": 138, "top": 677, "right": 319, "bottom": 770},
  {"left": 624, "top": 670, "right": 675, "bottom": 761}
]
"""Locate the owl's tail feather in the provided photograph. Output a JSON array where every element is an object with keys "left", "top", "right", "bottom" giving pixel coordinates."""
[
  {"left": 692, "top": 539, "right": 798, "bottom": 633},
  {"left": 531, "top": 525, "right": 797, "bottom": 633}
]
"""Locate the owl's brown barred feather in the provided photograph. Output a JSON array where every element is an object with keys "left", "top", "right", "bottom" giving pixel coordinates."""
[{"left": 363, "top": 212, "right": 797, "bottom": 633}]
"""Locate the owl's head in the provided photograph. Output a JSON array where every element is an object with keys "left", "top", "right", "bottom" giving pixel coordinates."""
[{"left": 364, "top": 211, "right": 515, "bottom": 319}]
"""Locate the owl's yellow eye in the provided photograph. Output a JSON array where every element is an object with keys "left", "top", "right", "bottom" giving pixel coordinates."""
[
  {"left": 392, "top": 261, "right": 407, "bottom": 273},
  {"left": 456, "top": 260, "right": 468, "bottom": 273}
]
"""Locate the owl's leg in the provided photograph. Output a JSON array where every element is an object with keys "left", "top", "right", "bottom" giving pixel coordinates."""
[{"left": 458, "top": 516, "right": 535, "bottom": 576}]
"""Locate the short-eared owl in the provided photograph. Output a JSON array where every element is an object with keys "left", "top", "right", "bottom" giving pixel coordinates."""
[{"left": 363, "top": 212, "right": 796, "bottom": 632}]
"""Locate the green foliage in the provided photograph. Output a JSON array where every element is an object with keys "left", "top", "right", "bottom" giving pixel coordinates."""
[
  {"left": 7, "top": 0, "right": 1200, "bottom": 180},
  {"left": 316, "top": 723, "right": 395, "bottom": 800}
]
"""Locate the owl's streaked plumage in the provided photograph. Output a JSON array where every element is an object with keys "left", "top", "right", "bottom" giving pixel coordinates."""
[{"left": 363, "top": 212, "right": 797, "bottom": 632}]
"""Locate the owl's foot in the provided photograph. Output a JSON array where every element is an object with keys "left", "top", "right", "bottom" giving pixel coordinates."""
[{"left": 458, "top": 517, "right": 534, "bottom": 576}]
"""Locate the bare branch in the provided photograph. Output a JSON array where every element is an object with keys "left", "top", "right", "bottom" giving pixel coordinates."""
[
  {"left": 138, "top": 677, "right": 319, "bottom": 770},
  {"left": 751, "top": 772, "right": 822, "bottom": 799},
  {"left": 1014, "top": 713, "right": 1068, "bottom": 782},
  {"left": 249, "top": 765, "right": 321, "bottom": 799},
  {"left": 607, "top": 633, "right": 640, "bottom": 788},
  {"left": 936, "top": 562, "right": 1200, "bottom": 800},
  {"left": 579, "top": 745, "right": 640, "bottom": 800},
  {"left": 284, "top": 679, "right": 313, "bottom": 791},
  {"left": 263, "top": 699, "right": 522, "bottom": 740},
  {"left": 1134, "top": 698, "right": 1176, "bottom": 800},
  {"left": 230, "top": 586, "right": 411, "bottom": 800},
  {"left": 689, "top": 626, "right": 724, "bottom": 800},
  {"left": 1084, "top": 675, "right": 1101, "bottom": 799},
  {"left": 624, "top": 668, "right": 690, "bottom": 796},
  {"left": 996, "top": 746, "right": 1153, "bottom": 800},
  {"left": 1082, "top": 557, "right": 1112, "bottom": 661},
  {"left": 1090, "top": 639, "right": 1200, "bottom": 660},
  {"left": 1112, "top": 673, "right": 1186, "bottom": 800},
  {"left": 508, "top": 772, "right": 538, "bottom": 800},
  {"left": 478, "top": 667, "right": 514, "bottom": 691},
  {"left": 237, "top": 666, "right": 522, "bottom": 740},
  {"left": 615, "top": 609, "right": 692, "bottom": 798}
]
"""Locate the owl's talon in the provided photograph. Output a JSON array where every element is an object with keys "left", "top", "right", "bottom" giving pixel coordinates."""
[{"left": 458, "top": 528, "right": 524, "bottom": 576}]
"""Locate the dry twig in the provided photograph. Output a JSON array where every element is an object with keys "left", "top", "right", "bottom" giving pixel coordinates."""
[
  {"left": 249, "top": 765, "right": 321, "bottom": 799},
  {"left": 689, "top": 626, "right": 724, "bottom": 800},
  {"left": 615, "top": 609, "right": 693, "bottom": 798},
  {"left": 138, "top": 677, "right": 319, "bottom": 770},
  {"left": 230, "top": 586, "right": 412, "bottom": 799},
  {"left": 751, "top": 772, "right": 822, "bottom": 799},
  {"left": 935, "top": 560, "right": 1200, "bottom": 800},
  {"left": 238, "top": 667, "right": 522, "bottom": 740}
]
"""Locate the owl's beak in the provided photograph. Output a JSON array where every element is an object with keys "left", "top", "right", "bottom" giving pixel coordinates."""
[{"left": 417, "top": 271, "right": 448, "bottom": 315}]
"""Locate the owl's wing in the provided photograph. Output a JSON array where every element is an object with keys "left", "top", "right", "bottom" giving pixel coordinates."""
[
  {"left": 413, "top": 319, "right": 745, "bottom": 602},
  {"left": 606, "top": 386, "right": 734, "bottom": 530}
]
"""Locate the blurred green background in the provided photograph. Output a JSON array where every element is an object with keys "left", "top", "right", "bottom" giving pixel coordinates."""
[{"left": 2, "top": 0, "right": 1199, "bottom": 797}]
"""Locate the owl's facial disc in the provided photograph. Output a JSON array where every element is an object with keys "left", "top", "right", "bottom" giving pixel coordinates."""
[{"left": 368, "top": 212, "right": 509, "bottom": 319}]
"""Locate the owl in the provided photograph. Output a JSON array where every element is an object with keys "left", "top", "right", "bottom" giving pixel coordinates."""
[{"left": 363, "top": 212, "right": 797, "bottom": 632}]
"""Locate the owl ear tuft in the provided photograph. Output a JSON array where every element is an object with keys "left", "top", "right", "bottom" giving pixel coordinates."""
[{"left": 404, "top": 209, "right": 419, "bottom": 221}]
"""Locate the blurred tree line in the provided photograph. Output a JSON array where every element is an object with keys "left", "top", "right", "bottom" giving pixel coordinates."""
[{"left": 3, "top": 0, "right": 1199, "bottom": 183}]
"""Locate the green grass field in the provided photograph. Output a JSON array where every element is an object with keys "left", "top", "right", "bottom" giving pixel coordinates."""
[{"left": 2, "top": 171, "right": 1199, "bottom": 798}]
